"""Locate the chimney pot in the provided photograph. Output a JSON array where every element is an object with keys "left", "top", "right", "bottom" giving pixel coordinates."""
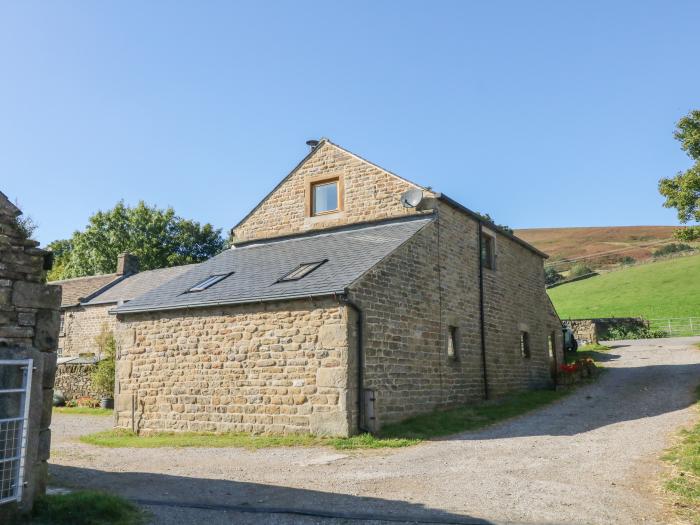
[{"left": 117, "top": 253, "right": 139, "bottom": 275}]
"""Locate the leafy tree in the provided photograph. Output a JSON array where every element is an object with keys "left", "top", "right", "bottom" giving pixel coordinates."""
[
  {"left": 544, "top": 266, "right": 563, "bottom": 286},
  {"left": 45, "top": 239, "right": 73, "bottom": 281},
  {"left": 49, "top": 201, "right": 224, "bottom": 279},
  {"left": 659, "top": 110, "right": 700, "bottom": 241}
]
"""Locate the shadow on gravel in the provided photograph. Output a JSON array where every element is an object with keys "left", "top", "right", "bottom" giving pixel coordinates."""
[
  {"left": 49, "top": 464, "right": 490, "bottom": 525},
  {"left": 449, "top": 361, "right": 700, "bottom": 441}
]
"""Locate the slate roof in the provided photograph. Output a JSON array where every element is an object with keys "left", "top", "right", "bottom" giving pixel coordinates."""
[
  {"left": 51, "top": 273, "right": 123, "bottom": 307},
  {"left": 114, "top": 215, "right": 434, "bottom": 314},
  {"left": 85, "top": 264, "right": 195, "bottom": 305}
]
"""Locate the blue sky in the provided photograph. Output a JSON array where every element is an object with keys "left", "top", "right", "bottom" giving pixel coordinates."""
[{"left": 2, "top": 1, "right": 699, "bottom": 245}]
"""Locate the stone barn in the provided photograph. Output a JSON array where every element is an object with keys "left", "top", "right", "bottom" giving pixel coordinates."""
[{"left": 112, "top": 139, "right": 563, "bottom": 436}]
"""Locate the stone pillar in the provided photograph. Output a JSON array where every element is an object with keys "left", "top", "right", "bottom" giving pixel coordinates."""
[{"left": 0, "top": 191, "right": 60, "bottom": 523}]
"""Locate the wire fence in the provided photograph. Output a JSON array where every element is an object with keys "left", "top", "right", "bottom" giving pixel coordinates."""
[{"left": 648, "top": 317, "right": 700, "bottom": 337}]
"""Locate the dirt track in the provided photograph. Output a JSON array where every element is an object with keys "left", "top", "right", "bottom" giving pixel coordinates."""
[{"left": 50, "top": 337, "right": 700, "bottom": 524}]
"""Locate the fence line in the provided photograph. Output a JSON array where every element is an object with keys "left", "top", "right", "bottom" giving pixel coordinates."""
[{"left": 648, "top": 317, "right": 700, "bottom": 337}]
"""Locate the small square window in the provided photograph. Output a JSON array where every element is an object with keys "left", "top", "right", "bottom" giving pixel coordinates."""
[
  {"left": 447, "top": 326, "right": 458, "bottom": 359},
  {"left": 187, "top": 273, "right": 232, "bottom": 292},
  {"left": 312, "top": 180, "right": 339, "bottom": 215},
  {"left": 277, "top": 260, "right": 327, "bottom": 282},
  {"left": 481, "top": 233, "right": 495, "bottom": 270},
  {"left": 520, "top": 331, "right": 531, "bottom": 359}
]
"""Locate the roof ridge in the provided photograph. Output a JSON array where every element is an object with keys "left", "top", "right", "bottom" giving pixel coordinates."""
[{"left": 49, "top": 273, "right": 119, "bottom": 284}]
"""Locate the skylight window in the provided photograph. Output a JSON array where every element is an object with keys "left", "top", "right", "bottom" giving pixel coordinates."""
[
  {"left": 277, "top": 260, "right": 327, "bottom": 283},
  {"left": 188, "top": 273, "right": 232, "bottom": 292}
]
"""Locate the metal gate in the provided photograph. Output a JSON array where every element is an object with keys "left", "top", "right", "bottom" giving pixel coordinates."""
[{"left": 0, "top": 359, "right": 33, "bottom": 505}]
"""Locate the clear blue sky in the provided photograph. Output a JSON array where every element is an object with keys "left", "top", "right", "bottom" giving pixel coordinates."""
[{"left": 2, "top": 1, "right": 699, "bottom": 246}]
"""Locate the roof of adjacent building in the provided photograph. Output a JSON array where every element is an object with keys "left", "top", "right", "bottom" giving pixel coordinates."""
[
  {"left": 85, "top": 264, "right": 195, "bottom": 305},
  {"left": 114, "top": 215, "right": 434, "bottom": 315},
  {"left": 51, "top": 273, "right": 124, "bottom": 307}
]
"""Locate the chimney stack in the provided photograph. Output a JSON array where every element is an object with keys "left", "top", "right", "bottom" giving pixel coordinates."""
[
  {"left": 116, "top": 253, "right": 139, "bottom": 275},
  {"left": 305, "top": 139, "right": 320, "bottom": 151}
]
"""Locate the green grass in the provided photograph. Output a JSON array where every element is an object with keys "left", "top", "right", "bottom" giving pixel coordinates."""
[
  {"left": 663, "top": 385, "right": 700, "bottom": 524},
  {"left": 548, "top": 253, "right": 700, "bottom": 319},
  {"left": 32, "top": 490, "right": 147, "bottom": 525},
  {"left": 80, "top": 389, "right": 567, "bottom": 450},
  {"left": 54, "top": 406, "right": 113, "bottom": 416},
  {"left": 565, "top": 343, "right": 611, "bottom": 364}
]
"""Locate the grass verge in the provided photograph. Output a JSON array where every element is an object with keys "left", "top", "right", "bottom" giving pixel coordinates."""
[
  {"left": 80, "top": 389, "right": 567, "bottom": 450},
  {"left": 565, "top": 343, "right": 611, "bottom": 364},
  {"left": 53, "top": 406, "right": 113, "bottom": 416},
  {"left": 663, "top": 385, "right": 700, "bottom": 524},
  {"left": 32, "top": 490, "right": 146, "bottom": 525}
]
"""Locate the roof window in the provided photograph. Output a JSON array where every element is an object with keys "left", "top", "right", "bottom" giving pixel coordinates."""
[
  {"left": 188, "top": 273, "right": 232, "bottom": 292},
  {"left": 277, "top": 260, "right": 327, "bottom": 282}
]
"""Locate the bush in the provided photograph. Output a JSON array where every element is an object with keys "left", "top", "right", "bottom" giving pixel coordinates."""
[
  {"left": 91, "top": 327, "right": 116, "bottom": 398},
  {"left": 568, "top": 263, "right": 594, "bottom": 278},
  {"left": 606, "top": 326, "right": 667, "bottom": 340},
  {"left": 653, "top": 243, "right": 693, "bottom": 257},
  {"left": 620, "top": 256, "right": 636, "bottom": 265},
  {"left": 544, "top": 267, "right": 563, "bottom": 286}
]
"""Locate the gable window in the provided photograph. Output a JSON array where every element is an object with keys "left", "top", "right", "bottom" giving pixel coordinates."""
[
  {"left": 311, "top": 179, "right": 339, "bottom": 215},
  {"left": 277, "top": 260, "right": 327, "bottom": 282},
  {"left": 447, "top": 326, "right": 458, "bottom": 359},
  {"left": 187, "top": 273, "right": 232, "bottom": 292},
  {"left": 481, "top": 232, "right": 495, "bottom": 270},
  {"left": 520, "top": 331, "right": 531, "bottom": 359}
]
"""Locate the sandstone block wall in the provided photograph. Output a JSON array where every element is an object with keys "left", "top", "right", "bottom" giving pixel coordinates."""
[
  {"left": 348, "top": 202, "right": 560, "bottom": 430},
  {"left": 115, "top": 298, "right": 355, "bottom": 436},
  {"left": 58, "top": 304, "right": 115, "bottom": 358},
  {"left": 0, "top": 194, "right": 60, "bottom": 521},
  {"left": 54, "top": 363, "right": 99, "bottom": 401},
  {"left": 233, "top": 141, "right": 433, "bottom": 243}
]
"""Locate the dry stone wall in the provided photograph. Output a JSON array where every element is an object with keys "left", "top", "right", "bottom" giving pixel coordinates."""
[
  {"left": 233, "top": 142, "right": 433, "bottom": 242},
  {"left": 0, "top": 193, "right": 60, "bottom": 522},
  {"left": 115, "top": 298, "right": 355, "bottom": 436},
  {"left": 54, "top": 363, "right": 99, "bottom": 401}
]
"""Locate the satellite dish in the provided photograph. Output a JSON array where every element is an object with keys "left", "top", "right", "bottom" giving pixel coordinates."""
[{"left": 400, "top": 189, "right": 424, "bottom": 208}]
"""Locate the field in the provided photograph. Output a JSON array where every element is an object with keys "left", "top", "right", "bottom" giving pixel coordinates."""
[
  {"left": 515, "top": 225, "right": 680, "bottom": 270},
  {"left": 547, "top": 253, "right": 700, "bottom": 320}
]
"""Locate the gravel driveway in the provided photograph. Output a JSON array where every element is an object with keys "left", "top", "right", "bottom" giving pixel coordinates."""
[{"left": 49, "top": 337, "right": 700, "bottom": 525}]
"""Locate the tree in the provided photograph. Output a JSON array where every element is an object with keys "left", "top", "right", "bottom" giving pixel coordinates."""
[
  {"left": 659, "top": 110, "right": 700, "bottom": 241},
  {"left": 49, "top": 201, "right": 225, "bottom": 279}
]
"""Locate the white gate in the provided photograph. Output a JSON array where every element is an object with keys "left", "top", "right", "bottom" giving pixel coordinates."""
[{"left": 0, "top": 359, "right": 33, "bottom": 505}]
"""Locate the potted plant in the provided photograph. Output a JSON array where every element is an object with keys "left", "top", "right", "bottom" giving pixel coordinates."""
[{"left": 92, "top": 328, "right": 116, "bottom": 409}]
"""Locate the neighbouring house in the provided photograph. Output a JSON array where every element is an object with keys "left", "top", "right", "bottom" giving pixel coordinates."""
[
  {"left": 0, "top": 191, "right": 60, "bottom": 521},
  {"left": 49, "top": 256, "right": 192, "bottom": 400},
  {"left": 111, "top": 139, "right": 564, "bottom": 437}
]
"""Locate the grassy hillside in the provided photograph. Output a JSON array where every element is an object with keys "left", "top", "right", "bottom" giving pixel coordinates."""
[
  {"left": 515, "top": 226, "right": 680, "bottom": 270},
  {"left": 548, "top": 254, "right": 700, "bottom": 320}
]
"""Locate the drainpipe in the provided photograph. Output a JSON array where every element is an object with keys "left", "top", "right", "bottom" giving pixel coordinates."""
[
  {"left": 477, "top": 223, "right": 489, "bottom": 400},
  {"left": 338, "top": 293, "right": 369, "bottom": 433}
]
